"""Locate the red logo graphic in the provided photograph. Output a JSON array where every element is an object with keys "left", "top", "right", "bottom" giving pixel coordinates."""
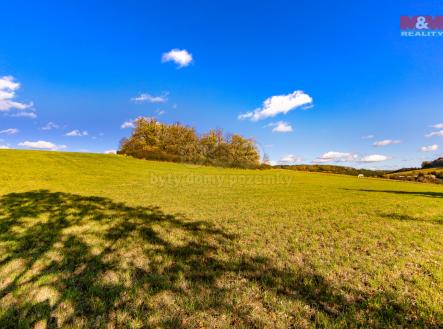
[{"left": 400, "top": 16, "right": 443, "bottom": 30}]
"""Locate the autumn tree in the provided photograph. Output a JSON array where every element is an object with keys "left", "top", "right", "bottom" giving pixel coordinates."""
[{"left": 118, "top": 118, "right": 260, "bottom": 168}]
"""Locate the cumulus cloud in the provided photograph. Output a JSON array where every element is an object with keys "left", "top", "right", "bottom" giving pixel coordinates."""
[
  {"left": 238, "top": 90, "right": 313, "bottom": 121},
  {"left": 0, "top": 145, "right": 9, "bottom": 149},
  {"left": 0, "top": 128, "right": 19, "bottom": 135},
  {"left": 121, "top": 116, "right": 153, "bottom": 129},
  {"left": 267, "top": 121, "right": 293, "bottom": 133},
  {"left": 426, "top": 130, "right": 443, "bottom": 138},
  {"left": 65, "top": 130, "right": 88, "bottom": 137},
  {"left": 313, "top": 151, "right": 389, "bottom": 163},
  {"left": 104, "top": 150, "right": 117, "bottom": 154},
  {"left": 431, "top": 123, "right": 443, "bottom": 129},
  {"left": 161, "top": 49, "right": 193, "bottom": 68},
  {"left": 313, "top": 151, "right": 358, "bottom": 163},
  {"left": 121, "top": 120, "right": 135, "bottom": 129},
  {"left": 362, "top": 135, "right": 374, "bottom": 139},
  {"left": 0, "top": 76, "right": 19, "bottom": 91},
  {"left": 0, "top": 76, "right": 33, "bottom": 112},
  {"left": 42, "top": 122, "right": 59, "bottom": 130},
  {"left": 373, "top": 139, "right": 401, "bottom": 147},
  {"left": 131, "top": 92, "right": 168, "bottom": 104},
  {"left": 359, "top": 154, "right": 389, "bottom": 163},
  {"left": 420, "top": 144, "right": 439, "bottom": 152},
  {"left": 279, "top": 154, "right": 302, "bottom": 163},
  {"left": 19, "top": 140, "right": 66, "bottom": 151}
]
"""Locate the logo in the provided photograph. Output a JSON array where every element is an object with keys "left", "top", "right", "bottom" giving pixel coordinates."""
[{"left": 400, "top": 16, "right": 443, "bottom": 37}]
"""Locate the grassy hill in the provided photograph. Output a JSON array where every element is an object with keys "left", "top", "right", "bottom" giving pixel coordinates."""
[{"left": 0, "top": 149, "right": 442, "bottom": 328}]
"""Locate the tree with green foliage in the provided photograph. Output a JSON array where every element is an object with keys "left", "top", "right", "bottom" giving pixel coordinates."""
[{"left": 119, "top": 117, "right": 260, "bottom": 168}]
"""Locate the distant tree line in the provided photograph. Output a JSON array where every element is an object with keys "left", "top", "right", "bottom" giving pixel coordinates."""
[
  {"left": 387, "top": 167, "right": 419, "bottom": 174},
  {"left": 274, "top": 164, "right": 388, "bottom": 177},
  {"left": 422, "top": 157, "right": 443, "bottom": 169},
  {"left": 387, "top": 170, "right": 443, "bottom": 184},
  {"left": 118, "top": 117, "right": 260, "bottom": 168}
]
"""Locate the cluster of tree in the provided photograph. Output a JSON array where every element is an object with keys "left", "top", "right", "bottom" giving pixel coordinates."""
[
  {"left": 387, "top": 167, "right": 419, "bottom": 174},
  {"left": 427, "top": 171, "right": 443, "bottom": 179},
  {"left": 118, "top": 117, "right": 260, "bottom": 168},
  {"left": 387, "top": 171, "right": 443, "bottom": 184},
  {"left": 422, "top": 157, "right": 443, "bottom": 169},
  {"left": 274, "top": 164, "right": 388, "bottom": 177}
]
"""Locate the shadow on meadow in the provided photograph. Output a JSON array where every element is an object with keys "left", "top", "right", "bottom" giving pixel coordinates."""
[
  {"left": 0, "top": 190, "right": 438, "bottom": 328},
  {"left": 378, "top": 212, "right": 443, "bottom": 225},
  {"left": 343, "top": 188, "right": 443, "bottom": 225},
  {"left": 345, "top": 188, "right": 443, "bottom": 199}
]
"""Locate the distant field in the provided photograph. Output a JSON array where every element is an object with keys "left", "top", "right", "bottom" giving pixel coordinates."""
[{"left": 0, "top": 150, "right": 442, "bottom": 328}]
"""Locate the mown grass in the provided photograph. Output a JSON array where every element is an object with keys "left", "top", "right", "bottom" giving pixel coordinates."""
[{"left": 0, "top": 149, "right": 442, "bottom": 328}]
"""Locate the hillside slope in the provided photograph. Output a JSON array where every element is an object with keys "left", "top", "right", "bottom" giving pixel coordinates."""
[{"left": 0, "top": 150, "right": 442, "bottom": 328}]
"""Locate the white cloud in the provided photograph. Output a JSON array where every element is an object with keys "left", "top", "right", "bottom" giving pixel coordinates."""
[
  {"left": 359, "top": 154, "right": 389, "bottom": 163},
  {"left": 426, "top": 130, "right": 443, "bottom": 138},
  {"left": 161, "top": 49, "right": 193, "bottom": 68},
  {"left": 42, "top": 122, "right": 59, "bottom": 130},
  {"left": 0, "top": 128, "right": 19, "bottom": 135},
  {"left": 131, "top": 92, "right": 168, "bottom": 104},
  {"left": 420, "top": 144, "right": 439, "bottom": 152},
  {"left": 65, "top": 130, "right": 88, "bottom": 137},
  {"left": 121, "top": 116, "right": 153, "bottom": 129},
  {"left": 313, "top": 151, "right": 358, "bottom": 163},
  {"left": 156, "top": 109, "right": 166, "bottom": 116},
  {"left": 8, "top": 111, "right": 37, "bottom": 119},
  {"left": 279, "top": 154, "right": 302, "bottom": 163},
  {"left": 0, "top": 144, "right": 10, "bottom": 149},
  {"left": 238, "top": 90, "right": 313, "bottom": 121},
  {"left": 431, "top": 123, "right": 443, "bottom": 129},
  {"left": 267, "top": 121, "right": 293, "bottom": 133},
  {"left": 18, "top": 140, "right": 66, "bottom": 151},
  {"left": 301, "top": 104, "right": 314, "bottom": 110},
  {"left": 362, "top": 134, "right": 374, "bottom": 139},
  {"left": 0, "top": 76, "right": 20, "bottom": 91},
  {"left": 373, "top": 139, "right": 401, "bottom": 147},
  {"left": 104, "top": 150, "right": 117, "bottom": 154},
  {"left": 0, "top": 76, "right": 33, "bottom": 112},
  {"left": 121, "top": 120, "right": 135, "bottom": 129}
]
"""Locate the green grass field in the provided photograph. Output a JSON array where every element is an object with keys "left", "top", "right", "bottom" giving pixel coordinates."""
[{"left": 0, "top": 149, "right": 442, "bottom": 328}]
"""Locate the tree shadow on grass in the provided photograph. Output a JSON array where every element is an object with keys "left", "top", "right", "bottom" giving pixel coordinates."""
[
  {"left": 342, "top": 188, "right": 443, "bottom": 225},
  {"left": 0, "top": 190, "right": 439, "bottom": 328},
  {"left": 378, "top": 212, "right": 443, "bottom": 225},
  {"left": 343, "top": 188, "right": 443, "bottom": 199}
]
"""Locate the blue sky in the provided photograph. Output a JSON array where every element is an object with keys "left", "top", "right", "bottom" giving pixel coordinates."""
[{"left": 1, "top": 0, "right": 443, "bottom": 169}]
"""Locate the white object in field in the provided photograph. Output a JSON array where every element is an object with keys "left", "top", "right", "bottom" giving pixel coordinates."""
[{"left": 357, "top": 174, "right": 364, "bottom": 178}]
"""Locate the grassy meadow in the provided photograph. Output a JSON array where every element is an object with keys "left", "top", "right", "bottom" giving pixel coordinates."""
[{"left": 0, "top": 149, "right": 442, "bottom": 328}]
